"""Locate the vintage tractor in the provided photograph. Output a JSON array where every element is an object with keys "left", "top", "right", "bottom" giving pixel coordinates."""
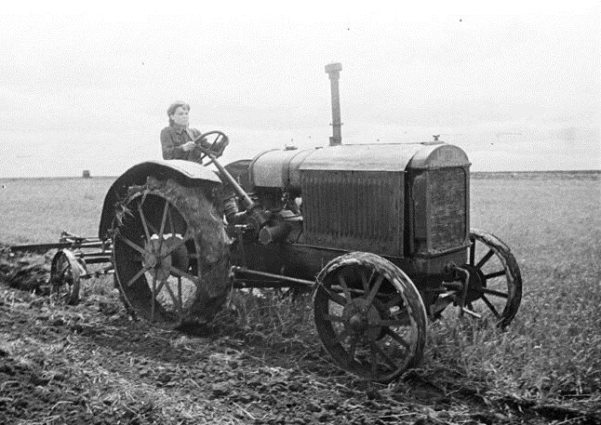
[{"left": 97, "top": 63, "right": 522, "bottom": 382}]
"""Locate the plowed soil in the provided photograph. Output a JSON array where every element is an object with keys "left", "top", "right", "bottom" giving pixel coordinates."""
[{"left": 1, "top": 250, "right": 587, "bottom": 425}]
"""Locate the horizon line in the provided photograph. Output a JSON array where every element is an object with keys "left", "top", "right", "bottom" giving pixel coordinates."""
[{"left": 1, "top": 169, "right": 599, "bottom": 180}]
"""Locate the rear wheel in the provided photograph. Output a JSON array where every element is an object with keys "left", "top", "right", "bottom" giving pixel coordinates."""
[
  {"left": 111, "top": 177, "right": 230, "bottom": 328},
  {"left": 313, "top": 252, "right": 428, "bottom": 382}
]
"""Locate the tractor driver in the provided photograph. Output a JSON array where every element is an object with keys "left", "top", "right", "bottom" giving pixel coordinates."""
[
  {"left": 160, "top": 101, "right": 227, "bottom": 162},
  {"left": 161, "top": 100, "right": 242, "bottom": 223}
]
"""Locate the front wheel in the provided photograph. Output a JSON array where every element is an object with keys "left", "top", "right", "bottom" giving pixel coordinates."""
[
  {"left": 462, "top": 229, "right": 522, "bottom": 328},
  {"left": 313, "top": 252, "right": 428, "bottom": 382}
]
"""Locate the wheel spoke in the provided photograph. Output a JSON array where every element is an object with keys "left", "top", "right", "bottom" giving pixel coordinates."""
[
  {"left": 332, "top": 286, "right": 366, "bottom": 296},
  {"left": 364, "top": 274, "right": 384, "bottom": 305},
  {"left": 158, "top": 199, "right": 170, "bottom": 249},
  {"left": 125, "top": 265, "right": 149, "bottom": 288},
  {"left": 146, "top": 221, "right": 159, "bottom": 235},
  {"left": 476, "top": 249, "right": 495, "bottom": 269},
  {"left": 136, "top": 191, "right": 158, "bottom": 234},
  {"left": 481, "top": 294, "right": 500, "bottom": 318},
  {"left": 371, "top": 341, "right": 398, "bottom": 371},
  {"left": 384, "top": 328, "right": 410, "bottom": 350},
  {"left": 337, "top": 274, "right": 352, "bottom": 301},
  {"left": 118, "top": 235, "right": 147, "bottom": 256},
  {"left": 168, "top": 206, "right": 176, "bottom": 235},
  {"left": 139, "top": 188, "right": 149, "bottom": 206},
  {"left": 484, "top": 270, "right": 506, "bottom": 279},
  {"left": 320, "top": 286, "right": 347, "bottom": 306},
  {"left": 481, "top": 288, "right": 509, "bottom": 298},
  {"left": 154, "top": 276, "right": 167, "bottom": 295},
  {"left": 169, "top": 265, "right": 199, "bottom": 284},
  {"left": 138, "top": 203, "right": 152, "bottom": 242},
  {"left": 162, "top": 280, "right": 183, "bottom": 317},
  {"left": 361, "top": 268, "right": 376, "bottom": 292}
]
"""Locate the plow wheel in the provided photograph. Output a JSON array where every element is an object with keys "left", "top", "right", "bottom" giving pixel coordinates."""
[
  {"left": 49, "top": 249, "right": 84, "bottom": 305},
  {"left": 462, "top": 229, "right": 522, "bottom": 328},
  {"left": 314, "top": 252, "right": 427, "bottom": 382},
  {"left": 111, "top": 177, "right": 230, "bottom": 328}
]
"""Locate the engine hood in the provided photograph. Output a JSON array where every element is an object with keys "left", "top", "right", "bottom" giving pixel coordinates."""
[{"left": 249, "top": 142, "right": 470, "bottom": 189}]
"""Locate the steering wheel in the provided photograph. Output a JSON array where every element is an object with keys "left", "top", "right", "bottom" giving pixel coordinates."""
[{"left": 193, "top": 130, "right": 229, "bottom": 162}]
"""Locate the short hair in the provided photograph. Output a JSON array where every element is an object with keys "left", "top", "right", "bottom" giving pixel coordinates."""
[{"left": 167, "top": 101, "right": 190, "bottom": 126}]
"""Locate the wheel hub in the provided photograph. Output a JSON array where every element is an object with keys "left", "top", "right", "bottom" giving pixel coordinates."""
[
  {"left": 343, "top": 299, "right": 383, "bottom": 339},
  {"left": 143, "top": 235, "right": 188, "bottom": 282},
  {"left": 462, "top": 264, "right": 486, "bottom": 303}
]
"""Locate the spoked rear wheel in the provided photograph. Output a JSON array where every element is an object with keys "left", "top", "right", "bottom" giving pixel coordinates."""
[
  {"left": 313, "top": 252, "right": 427, "bottom": 382},
  {"left": 111, "top": 177, "right": 230, "bottom": 328},
  {"left": 463, "top": 229, "right": 522, "bottom": 328}
]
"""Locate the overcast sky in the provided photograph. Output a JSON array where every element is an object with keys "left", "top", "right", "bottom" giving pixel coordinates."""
[{"left": 0, "top": 0, "right": 599, "bottom": 177}]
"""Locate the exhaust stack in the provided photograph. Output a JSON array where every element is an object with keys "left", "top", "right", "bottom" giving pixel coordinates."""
[{"left": 325, "top": 62, "right": 342, "bottom": 146}]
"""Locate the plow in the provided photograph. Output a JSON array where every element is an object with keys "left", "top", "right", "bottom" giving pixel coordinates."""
[
  {"left": 8, "top": 63, "right": 522, "bottom": 382},
  {"left": 10, "top": 231, "right": 113, "bottom": 304}
]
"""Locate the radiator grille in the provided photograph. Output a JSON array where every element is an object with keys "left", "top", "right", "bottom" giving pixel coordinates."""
[
  {"left": 302, "top": 170, "right": 403, "bottom": 257},
  {"left": 428, "top": 167, "right": 467, "bottom": 251}
]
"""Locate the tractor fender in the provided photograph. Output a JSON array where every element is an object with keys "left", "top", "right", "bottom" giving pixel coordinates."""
[{"left": 98, "top": 160, "right": 222, "bottom": 240}]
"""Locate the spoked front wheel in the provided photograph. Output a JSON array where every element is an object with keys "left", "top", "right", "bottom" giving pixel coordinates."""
[
  {"left": 461, "top": 229, "right": 522, "bottom": 328},
  {"left": 313, "top": 252, "right": 428, "bottom": 382}
]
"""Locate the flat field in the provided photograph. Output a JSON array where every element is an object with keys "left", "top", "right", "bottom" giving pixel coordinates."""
[
  {"left": 0, "top": 172, "right": 600, "bottom": 424},
  {"left": 0, "top": 177, "right": 114, "bottom": 245}
]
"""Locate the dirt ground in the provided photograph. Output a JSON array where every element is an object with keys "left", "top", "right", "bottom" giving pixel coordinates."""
[{"left": 0, "top": 250, "right": 597, "bottom": 425}]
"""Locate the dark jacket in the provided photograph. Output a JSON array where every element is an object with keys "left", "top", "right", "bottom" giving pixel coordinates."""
[{"left": 160, "top": 126, "right": 203, "bottom": 161}]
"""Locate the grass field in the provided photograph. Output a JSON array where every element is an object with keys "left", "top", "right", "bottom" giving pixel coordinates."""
[
  {"left": 436, "top": 173, "right": 601, "bottom": 401},
  {"left": 0, "top": 177, "right": 114, "bottom": 244},
  {"left": 1, "top": 172, "right": 600, "bottom": 424}
]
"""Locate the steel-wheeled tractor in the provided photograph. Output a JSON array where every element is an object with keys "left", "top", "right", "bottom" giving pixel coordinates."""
[{"left": 92, "top": 63, "right": 522, "bottom": 382}]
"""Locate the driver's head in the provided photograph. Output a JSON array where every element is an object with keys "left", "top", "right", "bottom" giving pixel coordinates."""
[{"left": 167, "top": 101, "right": 190, "bottom": 127}]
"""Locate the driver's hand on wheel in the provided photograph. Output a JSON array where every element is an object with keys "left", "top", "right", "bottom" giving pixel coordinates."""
[{"left": 181, "top": 141, "right": 196, "bottom": 152}]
